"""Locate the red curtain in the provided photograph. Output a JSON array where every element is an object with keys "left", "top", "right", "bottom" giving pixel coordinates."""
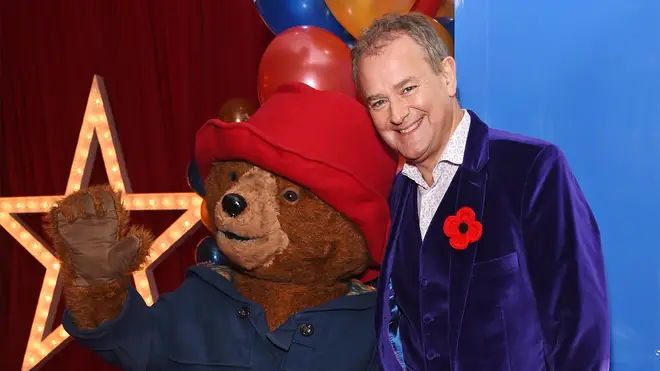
[{"left": 0, "top": 1, "right": 273, "bottom": 370}]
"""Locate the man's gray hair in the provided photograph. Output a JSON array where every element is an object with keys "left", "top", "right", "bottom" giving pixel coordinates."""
[{"left": 350, "top": 12, "right": 450, "bottom": 88}]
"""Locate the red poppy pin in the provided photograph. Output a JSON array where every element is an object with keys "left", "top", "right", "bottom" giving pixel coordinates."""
[{"left": 443, "top": 207, "right": 483, "bottom": 250}]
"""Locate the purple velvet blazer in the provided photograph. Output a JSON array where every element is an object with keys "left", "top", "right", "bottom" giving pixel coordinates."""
[{"left": 375, "top": 111, "right": 610, "bottom": 370}]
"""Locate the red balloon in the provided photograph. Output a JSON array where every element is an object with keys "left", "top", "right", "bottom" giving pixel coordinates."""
[
  {"left": 412, "top": 0, "right": 444, "bottom": 16},
  {"left": 257, "top": 25, "right": 356, "bottom": 105}
]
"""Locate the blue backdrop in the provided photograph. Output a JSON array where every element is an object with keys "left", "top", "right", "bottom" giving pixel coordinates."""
[{"left": 456, "top": 0, "right": 660, "bottom": 369}]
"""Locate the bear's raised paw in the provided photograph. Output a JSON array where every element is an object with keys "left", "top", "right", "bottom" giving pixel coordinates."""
[{"left": 44, "top": 184, "right": 153, "bottom": 286}]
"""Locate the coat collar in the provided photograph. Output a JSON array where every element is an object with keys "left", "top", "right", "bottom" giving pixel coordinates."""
[
  {"left": 463, "top": 110, "right": 490, "bottom": 172},
  {"left": 188, "top": 264, "right": 376, "bottom": 311}
]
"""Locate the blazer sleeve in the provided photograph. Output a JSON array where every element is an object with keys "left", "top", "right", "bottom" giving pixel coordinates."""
[
  {"left": 521, "top": 144, "right": 610, "bottom": 371},
  {"left": 62, "top": 286, "right": 169, "bottom": 370}
]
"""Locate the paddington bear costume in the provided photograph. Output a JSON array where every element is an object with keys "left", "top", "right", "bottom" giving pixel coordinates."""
[{"left": 58, "top": 83, "right": 399, "bottom": 370}]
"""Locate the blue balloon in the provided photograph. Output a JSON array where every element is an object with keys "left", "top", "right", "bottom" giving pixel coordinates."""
[
  {"left": 195, "top": 236, "right": 228, "bottom": 266},
  {"left": 186, "top": 159, "right": 205, "bottom": 197},
  {"left": 436, "top": 17, "right": 454, "bottom": 40},
  {"left": 254, "top": 0, "right": 355, "bottom": 46}
]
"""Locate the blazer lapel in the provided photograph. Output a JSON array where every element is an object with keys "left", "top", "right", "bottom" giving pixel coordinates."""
[
  {"left": 377, "top": 175, "right": 411, "bottom": 321},
  {"left": 448, "top": 111, "right": 490, "bottom": 359},
  {"left": 377, "top": 175, "right": 413, "bottom": 369}
]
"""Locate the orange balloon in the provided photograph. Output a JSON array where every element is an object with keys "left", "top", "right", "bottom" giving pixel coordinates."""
[
  {"left": 200, "top": 199, "right": 214, "bottom": 233},
  {"left": 435, "top": 0, "right": 454, "bottom": 18},
  {"left": 423, "top": 14, "right": 454, "bottom": 57},
  {"left": 257, "top": 26, "right": 356, "bottom": 105},
  {"left": 325, "top": 0, "right": 416, "bottom": 39},
  {"left": 218, "top": 98, "right": 256, "bottom": 123}
]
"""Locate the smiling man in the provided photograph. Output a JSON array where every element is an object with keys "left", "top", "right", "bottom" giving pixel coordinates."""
[{"left": 352, "top": 12, "right": 610, "bottom": 371}]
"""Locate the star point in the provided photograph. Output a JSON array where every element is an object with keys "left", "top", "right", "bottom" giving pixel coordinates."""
[{"left": 0, "top": 75, "right": 203, "bottom": 370}]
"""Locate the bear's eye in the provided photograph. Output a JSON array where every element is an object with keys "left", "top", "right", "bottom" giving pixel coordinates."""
[
  {"left": 228, "top": 171, "right": 237, "bottom": 182},
  {"left": 281, "top": 188, "right": 300, "bottom": 204}
]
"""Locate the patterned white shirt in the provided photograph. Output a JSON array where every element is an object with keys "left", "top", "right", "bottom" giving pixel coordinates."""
[{"left": 401, "top": 110, "right": 471, "bottom": 239}]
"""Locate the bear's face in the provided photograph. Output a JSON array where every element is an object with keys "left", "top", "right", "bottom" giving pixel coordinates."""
[{"left": 204, "top": 161, "right": 369, "bottom": 285}]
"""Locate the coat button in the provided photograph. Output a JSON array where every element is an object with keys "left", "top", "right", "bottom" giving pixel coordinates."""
[
  {"left": 299, "top": 323, "right": 314, "bottom": 336},
  {"left": 238, "top": 306, "right": 250, "bottom": 319}
]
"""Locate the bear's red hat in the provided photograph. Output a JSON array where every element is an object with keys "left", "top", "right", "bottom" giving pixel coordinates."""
[{"left": 194, "top": 82, "right": 398, "bottom": 282}]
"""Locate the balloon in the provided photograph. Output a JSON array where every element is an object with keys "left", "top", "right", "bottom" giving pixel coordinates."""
[
  {"left": 187, "top": 159, "right": 205, "bottom": 197},
  {"left": 218, "top": 98, "right": 256, "bottom": 123},
  {"left": 436, "top": 16, "right": 454, "bottom": 39},
  {"left": 435, "top": 0, "right": 454, "bottom": 18},
  {"left": 423, "top": 14, "right": 454, "bottom": 57},
  {"left": 194, "top": 236, "right": 228, "bottom": 266},
  {"left": 325, "top": 0, "right": 416, "bottom": 39},
  {"left": 257, "top": 26, "right": 356, "bottom": 105},
  {"left": 200, "top": 199, "right": 214, "bottom": 233},
  {"left": 254, "top": 0, "right": 355, "bottom": 46},
  {"left": 411, "top": 0, "right": 443, "bottom": 16}
]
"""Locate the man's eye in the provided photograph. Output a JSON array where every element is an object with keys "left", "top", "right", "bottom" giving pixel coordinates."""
[
  {"left": 402, "top": 86, "right": 416, "bottom": 94},
  {"left": 372, "top": 100, "right": 385, "bottom": 108}
]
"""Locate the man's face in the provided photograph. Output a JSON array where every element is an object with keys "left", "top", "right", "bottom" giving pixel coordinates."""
[{"left": 358, "top": 35, "right": 458, "bottom": 168}]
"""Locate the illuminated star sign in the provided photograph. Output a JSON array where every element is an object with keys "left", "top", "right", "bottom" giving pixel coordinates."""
[{"left": 0, "top": 75, "right": 203, "bottom": 370}]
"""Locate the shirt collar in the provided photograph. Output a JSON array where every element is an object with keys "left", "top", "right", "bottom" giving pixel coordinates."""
[{"left": 401, "top": 109, "right": 471, "bottom": 189}]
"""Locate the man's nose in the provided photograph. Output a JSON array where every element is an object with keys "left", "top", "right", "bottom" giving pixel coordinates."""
[{"left": 389, "top": 97, "right": 409, "bottom": 125}]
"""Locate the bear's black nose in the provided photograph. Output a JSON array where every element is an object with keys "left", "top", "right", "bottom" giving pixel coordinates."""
[{"left": 222, "top": 193, "right": 247, "bottom": 217}]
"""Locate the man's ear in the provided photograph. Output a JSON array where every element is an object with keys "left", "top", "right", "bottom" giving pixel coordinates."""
[{"left": 440, "top": 57, "right": 458, "bottom": 98}]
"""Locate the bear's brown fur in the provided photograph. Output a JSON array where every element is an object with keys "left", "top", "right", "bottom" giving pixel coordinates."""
[
  {"left": 44, "top": 185, "right": 153, "bottom": 329},
  {"left": 45, "top": 160, "right": 370, "bottom": 332},
  {"left": 205, "top": 161, "right": 369, "bottom": 330}
]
